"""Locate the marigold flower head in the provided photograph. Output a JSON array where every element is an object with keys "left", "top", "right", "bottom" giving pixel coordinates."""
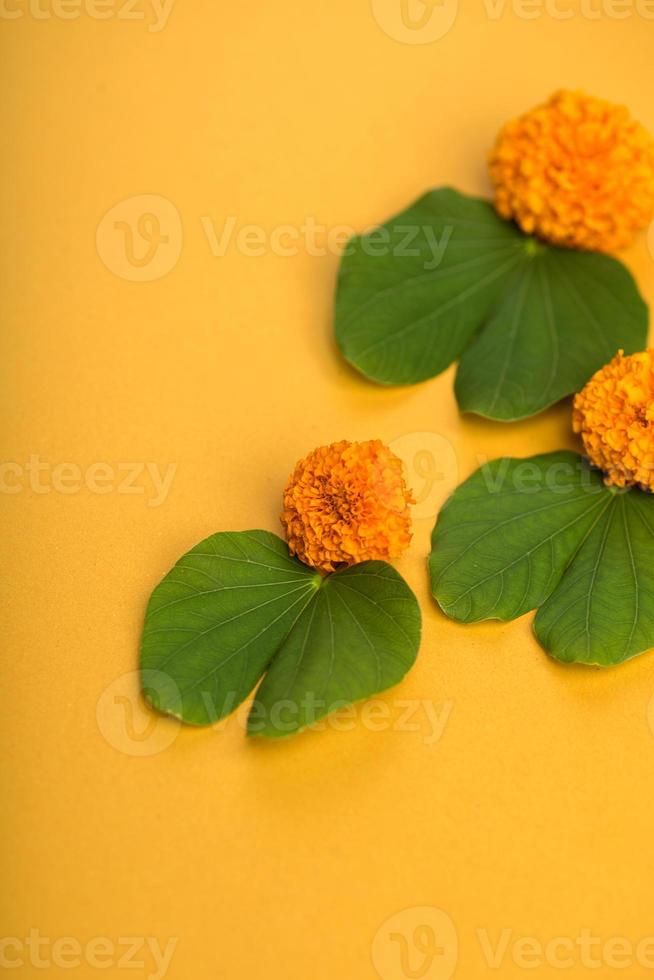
[
  {"left": 281, "top": 440, "right": 414, "bottom": 573},
  {"left": 573, "top": 349, "right": 654, "bottom": 492},
  {"left": 489, "top": 90, "right": 654, "bottom": 252}
]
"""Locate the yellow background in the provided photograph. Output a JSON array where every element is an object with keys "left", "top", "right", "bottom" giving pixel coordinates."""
[{"left": 3, "top": 2, "right": 654, "bottom": 978}]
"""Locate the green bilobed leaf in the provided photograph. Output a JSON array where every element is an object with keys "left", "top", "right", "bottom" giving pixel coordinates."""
[
  {"left": 429, "top": 452, "right": 608, "bottom": 623},
  {"left": 335, "top": 188, "right": 524, "bottom": 386},
  {"left": 140, "top": 531, "right": 321, "bottom": 726},
  {"left": 335, "top": 189, "right": 648, "bottom": 420},
  {"left": 430, "top": 453, "right": 654, "bottom": 666},
  {"left": 141, "top": 535, "right": 421, "bottom": 734},
  {"left": 455, "top": 248, "right": 647, "bottom": 419},
  {"left": 248, "top": 562, "right": 421, "bottom": 738},
  {"left": 535, "top": 489, "right": 654, "bottom": 666}
]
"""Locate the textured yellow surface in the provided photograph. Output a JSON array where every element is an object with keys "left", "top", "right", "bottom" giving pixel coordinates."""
[{"left": 2, "top": 3, "right": 654, "bottom": 979}]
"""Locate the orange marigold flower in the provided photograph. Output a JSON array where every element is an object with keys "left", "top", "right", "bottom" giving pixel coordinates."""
[
  {"left": 489, "top": 90, "right": 654, "bottom": 252},
  {"left": 281, "top": 440, "right": 414, "bottom": 573},
  {"left": 573, "top": 349, "right": 654, "bottom": 492}
]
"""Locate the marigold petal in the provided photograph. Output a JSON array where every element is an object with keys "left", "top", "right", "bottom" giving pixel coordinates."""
[
  {"left": 573, "top": 349, "right": 654, "bottom": 492},
  {"left": 280, "top": 440, "right": 414, "bottom": 573},
  {"left": 489, "top": 91, "right": 654, "bottom": 252}
]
